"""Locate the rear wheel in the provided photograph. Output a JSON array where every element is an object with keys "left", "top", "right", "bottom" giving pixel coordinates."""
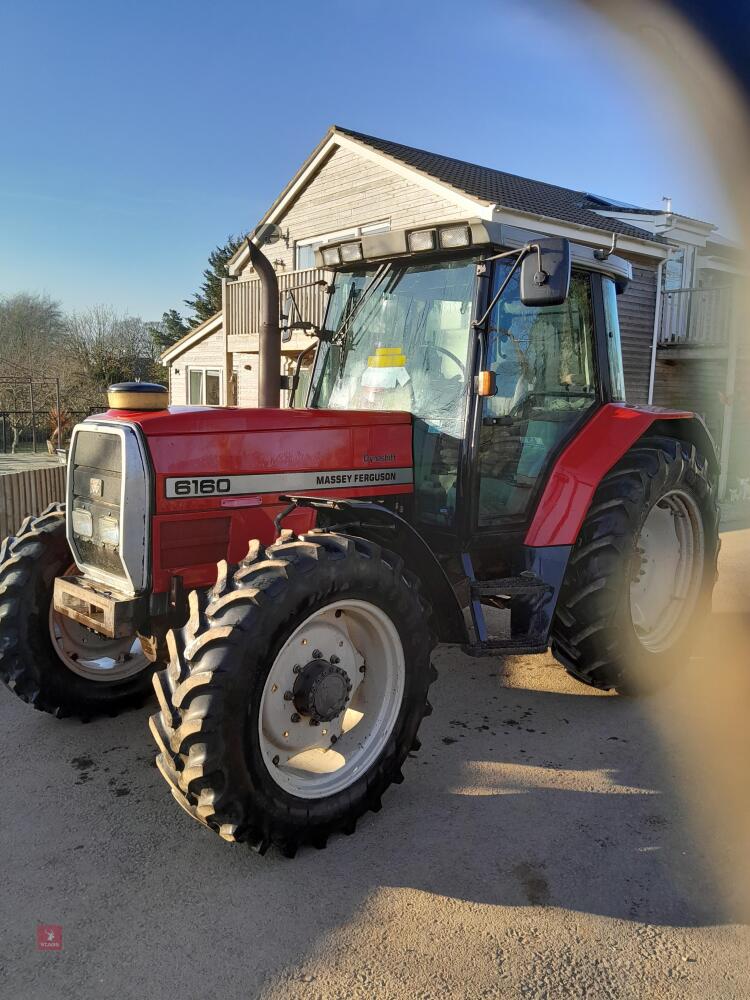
[
  {"left": 0, "top": 503, "right": 155, "bottom": 718},
  {"left": 551, "top": 436, "right": 719, "bottom": 693},
  {"left": 150, "top": 531, "right": 437, "bottom": 855}
]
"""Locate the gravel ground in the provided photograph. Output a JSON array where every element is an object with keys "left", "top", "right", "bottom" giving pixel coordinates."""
[{"left": 0, "top": 530, "right": 748, "bottom": 1000}]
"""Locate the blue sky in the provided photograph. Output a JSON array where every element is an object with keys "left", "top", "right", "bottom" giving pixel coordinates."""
[{"left": 0, "top": 0, "right": 730, "bottom": 320}]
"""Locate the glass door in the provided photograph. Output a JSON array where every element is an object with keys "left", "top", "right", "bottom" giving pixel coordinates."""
[{"left": 476, "top": 265, "right": 598, "bottom": 526}]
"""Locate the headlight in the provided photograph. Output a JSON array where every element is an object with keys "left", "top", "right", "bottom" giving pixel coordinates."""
[
  {"left": 321, "top": 246, "right": 341, "bottom": 266},
  {"left": 71, "top": 508, "right": 93, "bottom": 538},
  {"left": 439, "top": 224, "right": 471, "bottom": 248},
  {"left": 339, "top": 241, "right": 363, "bottom": 262},
  {"left": 407, "top": 228, "right": 436, "bottom": 252},
  {"left": 98, "top": 515, "right": 120, "bottom": 546}
]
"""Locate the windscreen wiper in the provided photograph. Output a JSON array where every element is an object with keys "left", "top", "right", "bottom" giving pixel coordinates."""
[{"left": 331, "top": 263, "right": 390, "bottom": 347}]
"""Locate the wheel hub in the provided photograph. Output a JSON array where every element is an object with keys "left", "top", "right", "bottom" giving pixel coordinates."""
[{"left": 293, "top": 658, "right": 352, "bottom": 722}]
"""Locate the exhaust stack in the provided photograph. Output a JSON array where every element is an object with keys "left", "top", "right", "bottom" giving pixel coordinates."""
[{"left": 245, "top": 235, "right": 281, "bottom": 408}]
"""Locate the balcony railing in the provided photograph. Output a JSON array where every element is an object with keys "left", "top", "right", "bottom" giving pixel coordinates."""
[
  {"left": 225, "top": 267, "right": 329, "bottom": 351},
  {"left": 658, "top": 285, "right": 733, "bottom": 347}
]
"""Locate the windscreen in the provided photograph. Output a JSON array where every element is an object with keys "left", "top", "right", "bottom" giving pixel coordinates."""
[
  {"left": 309, "top": 257, "right": 478, "bottom": 527},
  {"left": 310, "top": 258, "right": 477, "bottom": 438}
]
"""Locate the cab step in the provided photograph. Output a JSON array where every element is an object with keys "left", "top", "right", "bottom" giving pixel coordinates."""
[
  {"left": 461, "top": 554, "right": 552, "bottom": 657},
  {"left": 464, "top": 636, "right": 549, "bottom": 657},
  {"left": 470, "top": 573, "right": 553, "bottom": 597}
]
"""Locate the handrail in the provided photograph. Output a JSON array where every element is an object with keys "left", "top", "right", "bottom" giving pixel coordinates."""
[
  {"left": 658, "top": 285, "right": 733, "bottom": 346},
  {"left": 225, "top": 267, "right": 329, "bottom": 338}
]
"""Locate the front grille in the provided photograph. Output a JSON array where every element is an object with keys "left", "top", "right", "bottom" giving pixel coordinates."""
[
  {"left": 67, "top": 422, "right": 150, "bottom": 595},
  {"left": 70, "top": 431, "right": 127, "bottom": 581}
]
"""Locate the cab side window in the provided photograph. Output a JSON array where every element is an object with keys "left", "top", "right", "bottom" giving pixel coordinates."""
[{"left": 478, "top": 268, "right": 596, "bottom": 524}]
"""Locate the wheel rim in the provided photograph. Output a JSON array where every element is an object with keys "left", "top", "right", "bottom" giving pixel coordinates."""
[
  {"left": 258, "top": 599, "right": 406, "bottom": 799},
  {"left": 629, "top": 489, "right": 705, "bottom": 653},
  {"left": 48, "top": 567, "right": 150, "bottom": 682}
]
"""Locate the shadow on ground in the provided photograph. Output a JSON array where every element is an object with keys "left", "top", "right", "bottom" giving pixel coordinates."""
[{"left": 2, "top": 624, "right": 743, "bottom": 999}]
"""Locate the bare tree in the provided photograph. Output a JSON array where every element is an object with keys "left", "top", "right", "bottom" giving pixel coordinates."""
[
  {"left": 0, "top": 298, "right": 165, "bottom": 451},
  {"left": 0, "top": 293, "right": 65, "bottom": 451},
  {"left": 60, "top": 306, "right": 165, "bottom": 411}
]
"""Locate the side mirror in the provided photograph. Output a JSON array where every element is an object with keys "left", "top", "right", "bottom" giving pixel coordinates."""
[
  {"left": 281, "top": 291, "right": 294, "bottom": 343},
  {"left": 520, "top": 238, "right": 571, "bottom": 307}
]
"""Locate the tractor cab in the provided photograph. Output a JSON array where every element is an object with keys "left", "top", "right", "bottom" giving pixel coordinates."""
[{"left": 296, "top": 220, "right": 632, "bottom": 582}]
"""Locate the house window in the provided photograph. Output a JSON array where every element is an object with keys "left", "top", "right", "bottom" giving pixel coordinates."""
[
  {"left": 294, "top": 221, "right": 390, "bottom": 269},
  {"left": 187, "top": 368, "right": 222, "bottom": 405}
]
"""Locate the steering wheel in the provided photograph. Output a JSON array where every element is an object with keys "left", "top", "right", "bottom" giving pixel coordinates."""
[{"left": 423, "top": 344, "right": 466, "bottom": 379}]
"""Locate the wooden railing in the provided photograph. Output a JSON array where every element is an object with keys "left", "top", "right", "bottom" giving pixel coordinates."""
[
  {"left": 658, "top": 285, "right": 733, "bottom": 347},
  {"left": 225, "top": 267, "right": 329, "bottom": 348}
]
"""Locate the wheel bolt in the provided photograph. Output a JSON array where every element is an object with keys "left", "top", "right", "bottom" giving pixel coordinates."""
[
  {"left": 309, "top": 718, "right": 319, "bottom": 726},
  {"left": 330, "top": 654, "right": 340, "bottom": 664},
  {"left": 283, "top": 690, "right": 293, "bottom": 701},
  {"left": 272, "top": 755, "right": 280, "bottom": 766},
  {"left": 331, "top": 735, "right": 338, "bottom": 745},
  {"left": 313, "top": 649, "right": 322, "bottom": 659},
  {"left": 290, "top": 713, "right": 300, "bottom": 723},
  {"left": 292, "top": 664, "right": 301, "bottom": 674},
  {"left": 359, "top": 663, "right": 366, "bottom": 673}
]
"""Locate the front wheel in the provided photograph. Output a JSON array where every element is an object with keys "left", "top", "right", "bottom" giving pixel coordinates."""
[
  {"left": 150, "top": 532, "right": 437, "bottom": 856},
  {"left": 0, "top": 504, "right": 156, "bottom": 718},
  {"left": 551, "top": 436, "right": 719, "bottom": 693}
]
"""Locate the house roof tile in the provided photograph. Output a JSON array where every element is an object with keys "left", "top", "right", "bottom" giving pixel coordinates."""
[{"left": 335, "top": 126, "right": 666, "bottom": 244}]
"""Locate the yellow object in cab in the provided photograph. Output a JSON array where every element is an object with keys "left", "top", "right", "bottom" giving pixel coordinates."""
[{"left": 367, "top": 346, "right": 407, "bottom": 367}]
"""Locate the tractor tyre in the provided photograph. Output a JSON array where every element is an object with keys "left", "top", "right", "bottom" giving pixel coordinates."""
[
  {"left": 551, "top": 435, "right": 719, "bottom": 694},
  {"left": 0, "top": 503, "right": 156, "bottom": 719},
  {"left": 150, "top": 531, "right": 437, "bottom": 856}
]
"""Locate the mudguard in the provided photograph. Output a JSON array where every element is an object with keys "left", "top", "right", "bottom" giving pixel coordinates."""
[
  {"left": 281, "top": 496, "right": 469, "bottom": 644},
  {"left": 524, "top": 403, "right": 718, "bottom": 548}
]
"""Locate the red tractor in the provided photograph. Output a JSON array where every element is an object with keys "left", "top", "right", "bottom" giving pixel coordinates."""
[{"left": 0, "top": 220, "right": 719, "bottom": 855}]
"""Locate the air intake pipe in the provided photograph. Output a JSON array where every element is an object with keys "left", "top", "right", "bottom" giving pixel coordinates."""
[{"left": 245, "top": 235, "right": 281, "bottom": 408}]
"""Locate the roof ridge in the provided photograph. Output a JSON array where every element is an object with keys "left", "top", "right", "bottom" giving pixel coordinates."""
[
  {"left": 333, "top": 125, "right": 665, "bottom": 244},
  {"left": 336, "top": 125, "right": 591, "bottom": 201}
]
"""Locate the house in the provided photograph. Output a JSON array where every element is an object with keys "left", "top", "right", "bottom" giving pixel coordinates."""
[{"left": 161, "top": 125, "right": 747, "bottom": 496}]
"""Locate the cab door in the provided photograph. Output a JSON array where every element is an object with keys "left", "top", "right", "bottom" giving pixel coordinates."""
[{"left": 468, "top": 262, "right": 599, "bottom": 575}]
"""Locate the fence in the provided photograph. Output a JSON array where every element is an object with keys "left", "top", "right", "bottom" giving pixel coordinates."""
[
  {"left": 225, "top": 267, "right": 329, "bottom": 340},
  {"left": 0, "top": 410, "right": 93, "bottom": 454},
  {"left": 0, "top": 464, "right": 67, "bottom": 539},
  {"left": 658, "top": 286, "right": 733, "bottom": 347}
]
